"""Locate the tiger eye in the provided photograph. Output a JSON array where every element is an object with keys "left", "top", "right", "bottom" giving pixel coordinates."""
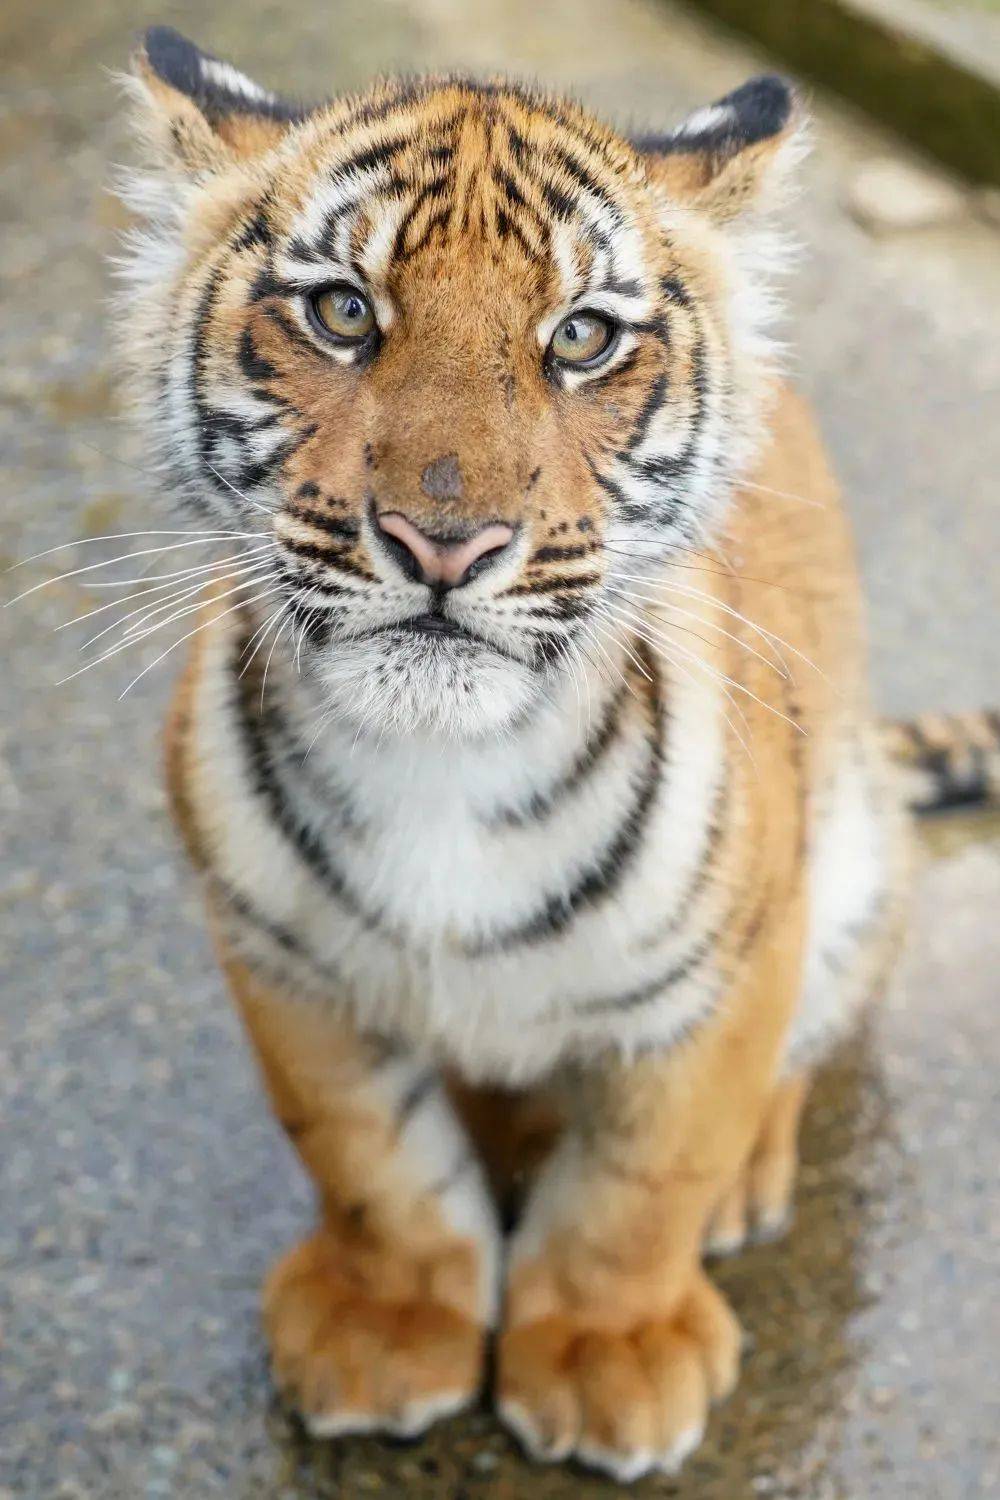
[
  {"left": 310, "top": 285, "right": 376, "bottom": 342},
  {"left": 549, "top": 311, "right": 616, "bottom": 366}
]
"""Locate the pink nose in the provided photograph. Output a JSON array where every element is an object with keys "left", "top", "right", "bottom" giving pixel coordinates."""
[{"left": 376, "top": 511, "right": 515, "bottom": 589}]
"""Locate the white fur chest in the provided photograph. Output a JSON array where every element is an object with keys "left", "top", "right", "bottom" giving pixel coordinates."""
[{"left": 191, "top": 621, "right": 728, "bottom": 1084}]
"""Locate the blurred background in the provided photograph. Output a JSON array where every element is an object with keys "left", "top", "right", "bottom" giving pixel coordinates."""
[{"left": 2, "top": 2, "right": 998, "bottom": 1496}]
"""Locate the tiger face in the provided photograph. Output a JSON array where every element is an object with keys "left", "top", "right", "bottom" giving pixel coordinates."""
[{"left": 122, "top": 28, "right": 805, "bottom": 738}]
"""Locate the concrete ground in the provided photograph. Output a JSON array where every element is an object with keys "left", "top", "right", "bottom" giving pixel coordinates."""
[{"left": 2, "top": 1, "right": 998, "bottom": 1496}]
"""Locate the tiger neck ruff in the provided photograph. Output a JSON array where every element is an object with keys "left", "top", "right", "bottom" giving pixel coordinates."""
[{"left": 120, "top": 28, "right": 908, "bottom": 1482}]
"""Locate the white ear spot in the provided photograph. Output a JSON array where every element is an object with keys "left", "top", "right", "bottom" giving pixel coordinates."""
[
  {"left": 674, "top": 103, "right": 733, "bottom": 141},
  {"left": 199, "top": 58, "right": 274, "bottom": 106}
]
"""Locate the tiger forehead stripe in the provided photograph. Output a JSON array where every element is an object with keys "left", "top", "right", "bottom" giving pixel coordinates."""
[{"left": 278, "top": 88, "right": 649, "bottom": 281}]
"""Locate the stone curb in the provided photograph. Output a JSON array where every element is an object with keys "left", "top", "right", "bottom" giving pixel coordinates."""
[{"left": 681, "top": 0, "right": 1000, "bottom": 185}]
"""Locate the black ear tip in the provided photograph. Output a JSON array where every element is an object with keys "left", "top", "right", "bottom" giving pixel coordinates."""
[
  {"left": 716, "top": 74, "right": 797, "bottom": 139},
  {"left": 142, "top": 25, "right": 207, "bottom": 95}
]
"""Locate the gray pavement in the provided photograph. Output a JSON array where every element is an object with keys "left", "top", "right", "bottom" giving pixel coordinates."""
[{"left": 2, "top": 2, "right": 999, "bottom": 1496}]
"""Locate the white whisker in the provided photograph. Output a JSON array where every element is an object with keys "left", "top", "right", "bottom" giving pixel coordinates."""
[
  {"left": 590, "top": 609, "right": 758, "bottom": 771},
  {"left": 56, "top": 572, "right": 277, "bottom": 684},
  {"left": 259, "top": 606, "right": 294, "bottom": 711},
  {"left": 606, "top": 584, "right": 789, "bottom": 678},
  {"left": 80, "top": 543, "right": 275, "bottom": 591},
  {"left": 6, "top": 529, "right": 262, "bottom": 573},
  {"left": 117, "top": 562, "right": 276, "bottom": 646},
  {"left": 205, "top": 463, "right": 276, "bottom": 518},
  {"left": 740, "top": 477, "right": 827, "bottom": 510},
  {"left": 7, "top": 536, "right": 271, "bottom": 606},
  {"left": 600, "top": 599, "right": 804, "bottom": 735},
  {"left": 117, "top": 586, "right": 285, "bottom": 701}
]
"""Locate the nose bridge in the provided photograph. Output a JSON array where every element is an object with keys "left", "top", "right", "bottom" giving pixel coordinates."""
[{"left": 373, "top": 322, "right": 523, "bottom": 527}]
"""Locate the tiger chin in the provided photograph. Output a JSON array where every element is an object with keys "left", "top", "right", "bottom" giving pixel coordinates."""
[{"left": 112, "top": 26, "right": 929, "bottom": 1483}]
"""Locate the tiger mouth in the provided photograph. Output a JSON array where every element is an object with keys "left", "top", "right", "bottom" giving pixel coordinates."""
[
  {"left": 373, "top": 615, "right": 528, "bottom": 666},
  {"left": 392, "top": 613, "right": 465, "bottom": 640}
]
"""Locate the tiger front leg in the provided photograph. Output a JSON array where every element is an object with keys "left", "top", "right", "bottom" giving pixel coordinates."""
[
  {"left": 496, "top": 910, "right": 803, "bottom": 1481},
  {"left": 223, "top": 952, "right": 501, "bottom": 1440}
]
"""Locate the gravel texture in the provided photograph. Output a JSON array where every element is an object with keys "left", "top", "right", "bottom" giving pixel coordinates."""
[{"left": 2, "top": 2, "right": 999, "bottom": 1496}]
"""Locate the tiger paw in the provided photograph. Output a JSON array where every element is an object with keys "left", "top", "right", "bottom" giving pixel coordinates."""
[
  {"left": 264, "top": 1229, "right": 486, "bottom": 1439},
  {"left": 703, "top": 1161, "right": 793, "bottom": 1257},
  {"left": 496, "top": 1270, "right": 742, "bottom": 1482},
  {"left": 704, "top": 1074, "right": 808, "bottom": 1257}
]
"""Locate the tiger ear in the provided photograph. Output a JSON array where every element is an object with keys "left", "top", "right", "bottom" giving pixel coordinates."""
[
  {"left": 127, "top": 26, "right": 313, "bottom": 176},
  {"left": 634, "top": 76, "right": 808, "bottom": 222}
]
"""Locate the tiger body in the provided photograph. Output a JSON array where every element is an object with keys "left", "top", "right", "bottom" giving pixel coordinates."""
[
  {"left": 123, "top": 29, "right": 908, "bottom": 1481},
  {"left": 173, "top": 390, "right": 899, "bottom": 1088}
]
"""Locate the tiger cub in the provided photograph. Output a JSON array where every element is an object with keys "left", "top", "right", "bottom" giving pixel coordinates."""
[{"left": 119, "top": 27, "right": 913, "bottom": 1481}]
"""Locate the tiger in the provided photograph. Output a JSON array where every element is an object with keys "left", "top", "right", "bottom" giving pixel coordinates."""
[{"left": 111, "top": 26, "right": 998, "bottom": 1483}]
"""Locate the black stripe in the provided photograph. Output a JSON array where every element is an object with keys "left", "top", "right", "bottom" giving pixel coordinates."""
[
  {"left": 736, "top": 888, "right": 770, "bottom": 961},
  {"left": 396, "top": 1071, "right": 436, "bottom": 1127},
  {"left": 490, "top": 681, "right": 629, "bottom": 827},
  {"left": 191, "top": 264, "right": 228, "bottom": 494},
  {"left": 621, "top": 316, "right": 708, "bottom": 501},
  {"left": 573, "top": 930, "right": 717, "bottom": 1017},
  {"left": 231, "top": 648, "right": 389, "bottom": 934},
  {"left": 211, "top": 877, "right": 341, "bottom": 983},
  {"left": 283, "top": 502, "right": 361, "bottom": 542},
  {"left": 503, "top": 571, "right": 601, "bottom": 598},
  {"left": 530, "top": 543, "right": 592, "bottom": 565},
  {"left": 238, "top": 327, "right": 279, "bottom": 383},
  {"left": 536, "top": 175, "right": 576, "bottom": 220},
  {"left": 391, "top": 175, "right": 454, "bottom": 261},
  {"left": 551, "top": 145, "right": 625, "bottom": 224},
  {"left": 264, "top": 305, "right": 331, "bottom": 362},
  {"left": 624, "top": 372, "right": 670, "bottom": 455},
  {"left": 580, "top": 346, "right": 642, "bottom": 394},
  {"left": 279, "top": 533, "right": 375, "bottom": 581},
  {"left": 232, "top": 205, "right": 275, "bottom": 252},
  {"left": 638, "top": 772, "right": 729, "bottom": 950},
  {"left": 660, "top": 276, "right": 692, "bottom": 307},
  {"left": 469, "top": 641, "right": 665, "bottom": 952},
  {"left": 243, "top": 650, "right": 364, "bottom": 831}
]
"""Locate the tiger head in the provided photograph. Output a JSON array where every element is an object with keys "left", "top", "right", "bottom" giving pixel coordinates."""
[{"left": 119, "top": 27, "right": 807, "bottom": 739}]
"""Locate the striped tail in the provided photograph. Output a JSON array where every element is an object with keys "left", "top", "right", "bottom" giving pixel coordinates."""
[{"left": 882, "top": 711, "right": 1000, "bottom": 815}]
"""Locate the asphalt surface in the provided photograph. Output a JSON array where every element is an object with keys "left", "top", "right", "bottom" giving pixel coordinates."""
[{"left": 2, "top": 2, "right": 999, "bottom": 1497}]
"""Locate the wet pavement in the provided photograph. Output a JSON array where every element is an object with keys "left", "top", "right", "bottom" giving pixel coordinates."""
[{"left": 2, "top": 2, "right": 999, "bottom": 1496}]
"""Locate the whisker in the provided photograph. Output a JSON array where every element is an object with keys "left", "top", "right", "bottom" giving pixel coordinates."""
[
  {"left": 79, "top": 578, "right": 219, "bottom": 653},
  {"left": 118, "top": 568, "right": 278, "bottom": 649},
  {"left": 117, "top": 586, "right": 285, "bottom": 701},
  {"left": 116, "top": 561, "right": 276, "bottom": 647},
  {"left": 609, "top": 570, "right": 821, "bottom": 681},
  {"left": 205, "top": 463, "right": 276, "bottom": 518},
  {"left": 259, "top": 605, "right": 295, "bottom": 711},
  {"left": 577, "top": 618, "right": 640, "bottom": 704},
  {"left": 600, "top": 600, "right": 804, "bottom": 735},
  {"left": 56, "top": 571, "right": 278, "bottom": 684},
  {"left": 240, "top": 599, "right": 287, "bottom": 671},
  {"left": 590, "top": 610, "right": 757, "bottom": 771},
  {"left": 603, "top": 544, "right": 795, "bottom": 593},
  {"left": 77, "top": 544, "right": 275, "bottom": 593},
  {"left": 740, "top": 477, "right": 827, "bottom": 510},
  {"left": 6, "top": 536, "right": 272, "bottom": 606},
  {"left": 6, "top": 529, "right": 263, "bottom": 573},
  {"left": 606, "top": 584, "right": 789, "bottom": 678}
]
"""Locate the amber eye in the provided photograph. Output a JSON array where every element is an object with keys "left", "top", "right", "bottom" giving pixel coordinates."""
[
  {"left": 549, "top": 310, "right": 617, "bottom": 367},
  {"left": 309, "top": 284, "right": 377, "bottom": 343}
]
